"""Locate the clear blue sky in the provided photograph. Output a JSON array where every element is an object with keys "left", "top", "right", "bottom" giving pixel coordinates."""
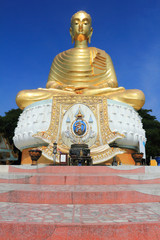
[{"left": 0, "top": 0, "right": 160, "bottom": 120}]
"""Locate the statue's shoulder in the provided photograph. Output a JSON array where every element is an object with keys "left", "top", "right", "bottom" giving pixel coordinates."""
[
  {"left": 89, "top": 47, "right": 111, "bottom": 58},
  {"left": 89, "top": 47, "right": 112, "bottom": 62}
]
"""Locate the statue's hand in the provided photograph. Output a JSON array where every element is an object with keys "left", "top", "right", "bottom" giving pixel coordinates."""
[
  {"left": 64, "top": 85, "right": 76, "bottom": 92},
  {"left": 81, "top": 86, "right": 125, "bottom": 95},
  {"left": 37, "top": 87, "right": 63, "bottom": 91},
  {"left": 37, "top": 88, "right": 48, "bottom": 90}
]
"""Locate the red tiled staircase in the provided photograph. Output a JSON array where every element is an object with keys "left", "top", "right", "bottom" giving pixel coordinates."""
[{"left": 0, "top": 165, "right": 160, "bottom": 239}]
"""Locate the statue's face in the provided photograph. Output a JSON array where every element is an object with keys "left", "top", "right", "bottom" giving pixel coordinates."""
[{"left": 70, "top": 11, "right": 93, "bottom": 42}]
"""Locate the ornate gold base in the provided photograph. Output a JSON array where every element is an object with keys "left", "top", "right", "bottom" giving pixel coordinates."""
[{"left": 21, "top": 147, "right": 136, "bottom": 165}]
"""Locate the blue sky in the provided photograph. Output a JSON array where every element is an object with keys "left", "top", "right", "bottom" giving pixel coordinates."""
[{"left": 0, "top": 0, "right": 160, "bottom": 120}]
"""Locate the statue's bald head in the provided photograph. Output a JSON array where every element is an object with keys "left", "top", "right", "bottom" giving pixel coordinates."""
[
  {"left": 71, "top": 11, "right": 92, "bottom": 25},
  {"left": 70, "top": 10, "right": 93, "bottom": 44}
]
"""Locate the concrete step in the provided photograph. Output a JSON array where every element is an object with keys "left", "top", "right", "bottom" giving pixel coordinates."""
[
  {"left": 0, "top": 172, "right": 160, "bottom": 185},
  {"left": 0, "top": 183, "right": 160, "bottom": 204},
  {"left": 0, "top": 202, "right": 160, "bottom": 239},
  {"left": 4, "top": 165, "right": 149, "bottom": 174}
]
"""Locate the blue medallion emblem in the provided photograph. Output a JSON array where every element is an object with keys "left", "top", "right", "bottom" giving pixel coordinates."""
[{"left": 73, "top": 120, "right": 86, "bottom": 136}]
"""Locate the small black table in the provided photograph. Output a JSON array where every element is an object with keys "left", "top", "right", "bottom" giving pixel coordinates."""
[{"left": 69, "top": 144, "right": 92, "bottom": 166}]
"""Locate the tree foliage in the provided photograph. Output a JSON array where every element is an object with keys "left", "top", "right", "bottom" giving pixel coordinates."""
[
  {"left": 138, "top": 109, "right": 160, "bottom": 159},
  {"left": 0, "top": 108, "right": 22, "bottom": 153}
]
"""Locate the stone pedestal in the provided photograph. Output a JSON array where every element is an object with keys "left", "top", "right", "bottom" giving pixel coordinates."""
[{"left": 13, "top": 97, "right": 146, "bottom": 165}]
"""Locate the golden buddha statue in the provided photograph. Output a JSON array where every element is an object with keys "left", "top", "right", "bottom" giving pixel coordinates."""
[{"left": 16, "top": 11, "right": 145, "bottom": 110}]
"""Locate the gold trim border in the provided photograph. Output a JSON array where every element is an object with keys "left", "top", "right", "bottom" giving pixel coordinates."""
[{"left": 33, "top": 95, "right": 124, "bottom": 164}]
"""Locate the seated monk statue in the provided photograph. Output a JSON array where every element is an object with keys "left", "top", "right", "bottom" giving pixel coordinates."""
[{"left": 16, "top": 10, "right": 145, "bottom": 111}]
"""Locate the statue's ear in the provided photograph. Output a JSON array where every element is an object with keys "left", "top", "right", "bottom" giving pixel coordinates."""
[
  {"left": 69, "top": 27, "right": 72, "bottom": 36},
  {"left": 70, "top": 27, "right": 74, "bottom": 44},
  {"left": 88, "top": 27, "right": 93, "bottom": 44}
]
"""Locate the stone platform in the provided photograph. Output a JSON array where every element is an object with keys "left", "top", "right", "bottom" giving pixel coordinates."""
[
  {"left": 13, "top": 98, "right": 146, "bottom": 165},
  {"left": 0, "top": 165, "right": 160, "bottom": 239}
]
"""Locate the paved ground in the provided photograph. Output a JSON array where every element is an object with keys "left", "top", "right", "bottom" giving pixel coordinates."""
[
  {"left": 0, "top": 166, "right": 160, "bottom": 239},
  {"left": 0, "top": 202, "right": 160, "bottom": 224}
]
